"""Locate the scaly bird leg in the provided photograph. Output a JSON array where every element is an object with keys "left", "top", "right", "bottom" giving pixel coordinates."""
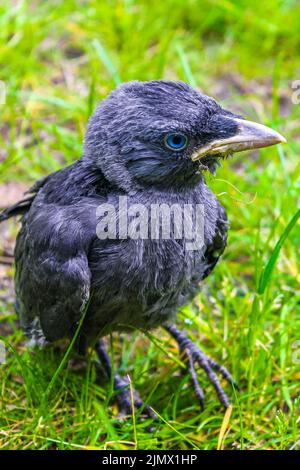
[
  {"left": 164, "top": 323, "right": 237, "bottom": 408},
  {"left": 95, "top": 338, "right": 156, "bottom": 418}
]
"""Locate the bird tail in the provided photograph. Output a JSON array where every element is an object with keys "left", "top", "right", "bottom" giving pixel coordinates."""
[
  {"left": 0, "top": 175, "right": 50, "bottom": 223},
  {"left": 0, "top": 196, "right": 35, "bottom": 223}
]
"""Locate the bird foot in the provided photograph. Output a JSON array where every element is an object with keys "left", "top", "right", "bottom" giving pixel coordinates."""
[
  {"left": 95, "top": 339, "right": 156, "bottom": 419},
  {"left": 113, "top": 375, "right": 156, "bottom": 419},
  {"left": 164, "top": 324, "right": 237, "bottom": 409}
]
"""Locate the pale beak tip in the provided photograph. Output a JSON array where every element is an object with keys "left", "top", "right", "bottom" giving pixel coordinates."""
[{"left": 277, "top": 133, "right": 287, "bottom": 144}]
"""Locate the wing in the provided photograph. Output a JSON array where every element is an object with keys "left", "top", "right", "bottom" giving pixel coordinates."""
[
  {"left": 0, "top": 170, "right": 93, "bottom": 343},
  {"left": 15, "top": 199, "right": 97, "bottom": 343},
  {"left": 4, "top": 162, "right": 111, "bottom": 343},
  {"left": 201, "top": 202, "right": 228, "bottom": 280}
]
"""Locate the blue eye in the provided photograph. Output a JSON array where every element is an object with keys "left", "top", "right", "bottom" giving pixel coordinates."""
[{"left": 165, "top": 133, "right": 188, "bottom": 151}]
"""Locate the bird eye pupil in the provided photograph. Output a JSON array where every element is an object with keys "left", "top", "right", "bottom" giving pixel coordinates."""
[
  {"left": 173, "top": 135, "right": 182, "bottom": 145},
  {"left": 165, "top": 133, "right": 187, "bottom": 151}
]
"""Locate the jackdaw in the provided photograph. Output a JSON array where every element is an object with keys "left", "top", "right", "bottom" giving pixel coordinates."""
[{"left": 0, "top": 80, "right": 285, "bottom": 414}]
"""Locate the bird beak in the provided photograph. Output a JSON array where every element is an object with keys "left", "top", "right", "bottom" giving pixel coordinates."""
[{"left": 190, "top": 118, "right": 286, "bottom": 161}]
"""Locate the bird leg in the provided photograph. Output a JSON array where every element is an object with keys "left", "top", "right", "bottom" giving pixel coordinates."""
[
  {"left": 95, "top": 339, "right": 156, "bottom": 418},
  {"left": 164, "top": 323, "right": 237, "bottom": 408}
]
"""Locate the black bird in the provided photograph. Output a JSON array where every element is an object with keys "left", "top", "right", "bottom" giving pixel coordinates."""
[{"left": 0, "top": 80, "right": 285, "bottom": 415}]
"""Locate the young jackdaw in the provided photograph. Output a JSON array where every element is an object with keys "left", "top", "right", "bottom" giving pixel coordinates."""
[{"left": 0, "top": 80, "right": 285, "bottom": 414}]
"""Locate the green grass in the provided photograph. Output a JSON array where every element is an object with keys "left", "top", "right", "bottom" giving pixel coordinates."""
[{"left": 0, "top": 0, "right": 300, "bottom": 450}]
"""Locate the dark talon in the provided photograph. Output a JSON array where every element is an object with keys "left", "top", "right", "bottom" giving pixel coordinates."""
[
  {"left": 185, "top": 348, "right": 205, "bottom": 409},
  {"left": 114, "top": 376, "right": 156, "bottom": 419},
  {"left": 207, "top": 356, "right": 239, "bottom": 390},
  {"left": 95, "top": 339, "right": 156, "bottom": 419},
  {"left": 164, "top": 323, "right": 236, "bottom": 408}
]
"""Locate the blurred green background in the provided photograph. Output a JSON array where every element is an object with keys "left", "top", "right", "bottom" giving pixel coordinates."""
[{"left": 0, "top": 0, "right": 299, "bottom": 450}]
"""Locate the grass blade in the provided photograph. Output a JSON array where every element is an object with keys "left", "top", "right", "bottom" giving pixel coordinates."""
[
  {"left": 175, "top": 43, "right": 197, "bottom": 88},
  {"left": 93, "top": 39, "right": 122, "bottom": 86},
  {"left": 258, "top": 209, "right": 300, "bottom": 294}
]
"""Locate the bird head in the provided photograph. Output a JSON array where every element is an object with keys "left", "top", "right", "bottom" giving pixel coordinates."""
[{"left": 84, "top": 80, "right": 285, "bottom": 193}]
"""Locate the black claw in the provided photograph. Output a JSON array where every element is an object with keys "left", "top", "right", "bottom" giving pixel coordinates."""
[
  {"left": 186, "top": 348, "right": 205, "bottom": 409},
  {"left": 164, "top": 323, "right": 236, "bottom": 408},
  {"left": 95, "top": 339, "right": 156, "bottom": 419},
  {"left": 115, "top": 380, "right": 157, "bottom": 419},
  {"left": 207, "top": 356, "right": 238, "bottom": 389},
  {"left": 194, "top": 354, "right": 230, "bottom": 408}
]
